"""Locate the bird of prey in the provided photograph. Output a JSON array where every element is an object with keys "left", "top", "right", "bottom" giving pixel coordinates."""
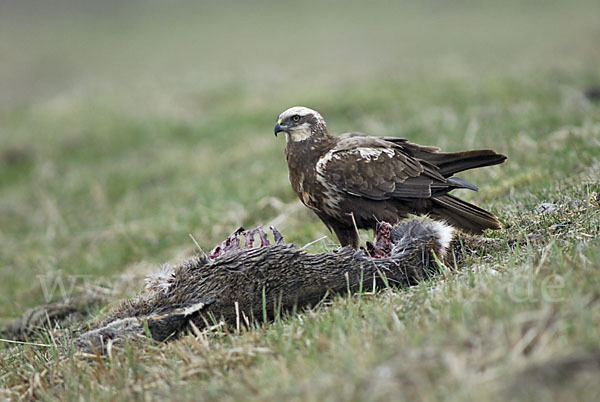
[{"left": 274, "top": 106, "right": 506, "bottom": 248}]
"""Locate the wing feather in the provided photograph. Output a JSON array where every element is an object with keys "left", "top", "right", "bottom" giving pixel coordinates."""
[{"left": 316, "top": 137, "right": 448, "bottom": 200}]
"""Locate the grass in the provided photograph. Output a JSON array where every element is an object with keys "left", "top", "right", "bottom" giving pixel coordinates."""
[{"left": 1, "top": 0, "right": 600, "bottom": 400}]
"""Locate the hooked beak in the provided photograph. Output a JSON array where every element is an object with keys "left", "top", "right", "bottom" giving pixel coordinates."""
[{"left": 274, "top": 121, "right": 285, "bottom": 137}]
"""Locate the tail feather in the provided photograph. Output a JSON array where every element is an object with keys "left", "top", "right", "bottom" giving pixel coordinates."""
[
  {"left": 446, "top": 177, "right": 478, "bottom": 192},
  {"left": 431, "top": 194, "right": 501, "bottom": 234},
  {"left": 382, "top": 137, "right": 506, "bottom": 178},
  {"left": 428, "top": 150, "right": 507, "bottom": 177}
]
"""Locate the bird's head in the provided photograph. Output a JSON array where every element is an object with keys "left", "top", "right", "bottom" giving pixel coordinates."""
[{"left": 274, "top": 106, "right": 328, "bottom": 142}]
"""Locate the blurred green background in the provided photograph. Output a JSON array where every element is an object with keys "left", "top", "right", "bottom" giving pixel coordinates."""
[{"left": 2, "top": 0, "right": 598, "bottom": 107}]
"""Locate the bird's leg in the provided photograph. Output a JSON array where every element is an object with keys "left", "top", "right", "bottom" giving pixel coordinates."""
[{"left": 332, "top": 225, "right": 360, "bottom": 249}]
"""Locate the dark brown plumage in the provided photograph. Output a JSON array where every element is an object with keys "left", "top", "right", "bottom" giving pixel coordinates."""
[{"left": 274, "top": 106, "right": 507, "bottom": 248}]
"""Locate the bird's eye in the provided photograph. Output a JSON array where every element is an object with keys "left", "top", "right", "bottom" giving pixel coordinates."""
[{"left": 291, "top": 115, "right": 301, "bottom": 122}]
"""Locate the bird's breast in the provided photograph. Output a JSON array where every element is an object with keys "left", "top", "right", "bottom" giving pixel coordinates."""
[
  {"left": 290, "top": 170, "right": 320, "bottom": 210},
  {"left": 285, "top": 141, "right": 343, "bottom": 216}
]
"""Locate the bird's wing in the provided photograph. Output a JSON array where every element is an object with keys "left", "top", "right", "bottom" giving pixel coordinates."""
[
  {"left": 340, "top": 133, "right": 506, "bottom": 177},
  {"left": 316, "top": 136, "right": 448, "bottom": 200},
  {"left": 339, "top": 132, "right": 440, "bottom": 153}
]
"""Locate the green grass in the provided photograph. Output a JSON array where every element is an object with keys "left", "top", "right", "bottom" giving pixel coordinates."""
[{"left": 1, "top": 0, "right": 600, "bottom": 400}]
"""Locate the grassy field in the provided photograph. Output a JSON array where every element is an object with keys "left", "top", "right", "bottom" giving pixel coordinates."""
[{"left": 1, "top": 0, "right": 600, "bottom": 400}]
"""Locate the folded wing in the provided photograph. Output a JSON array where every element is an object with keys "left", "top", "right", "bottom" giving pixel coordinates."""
[{"left": 316, "top": 136, "right": 464, "bottom": 200}]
